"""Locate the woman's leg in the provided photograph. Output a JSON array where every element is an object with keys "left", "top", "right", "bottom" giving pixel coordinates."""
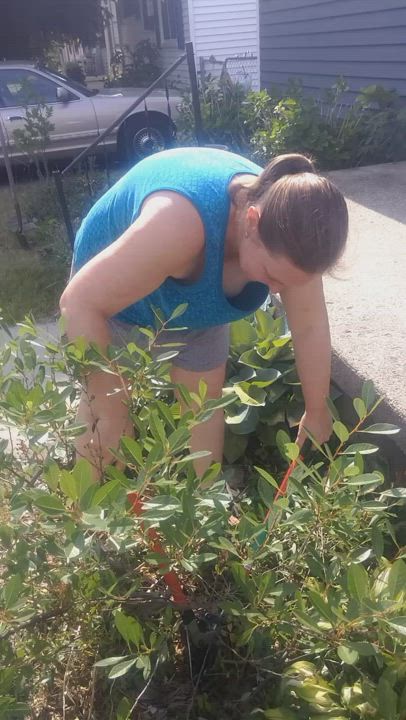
[
  {"left": 170, "top": 363, "right": 227, "bottom": 476},
  {"left": 75, "top": 371, "right": 133, "bottom": 479}
]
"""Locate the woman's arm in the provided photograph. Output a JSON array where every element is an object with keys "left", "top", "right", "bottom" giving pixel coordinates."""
[
  {"left": 60, "top": 191, "right": 204, "bottom": 345},
  {"left": 60, "top": 192, "right": 204, "bottom": 476},
  {"left": 280, "top": 275, "right": 332, "bottom": 446}
]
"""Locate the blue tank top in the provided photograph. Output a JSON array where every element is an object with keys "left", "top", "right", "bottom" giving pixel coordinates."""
[{"left": 73, "top": 147, "right": 269, "bottom": 329}]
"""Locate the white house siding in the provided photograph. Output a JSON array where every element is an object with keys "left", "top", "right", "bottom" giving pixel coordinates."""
[{"left": 189, "top": 0, "right": 260, "bottom": 90}]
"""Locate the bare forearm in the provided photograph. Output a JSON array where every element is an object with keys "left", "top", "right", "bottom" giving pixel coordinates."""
[{"left": 291, "top": 317, "right": 331, "bottom": 410}]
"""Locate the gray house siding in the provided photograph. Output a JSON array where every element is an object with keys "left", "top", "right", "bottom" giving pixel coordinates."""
[{"left": 260, "top": 0, "right": 406, "bottom": 101}]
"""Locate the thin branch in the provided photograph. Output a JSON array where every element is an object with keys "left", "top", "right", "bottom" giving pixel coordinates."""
[{"left": 125, "top": 660, "right": 159, "bottom": 719}]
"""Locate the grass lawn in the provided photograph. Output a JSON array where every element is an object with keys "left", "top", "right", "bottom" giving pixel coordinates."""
[
  {"left": 0, "top": 167, "right": 120, "bottom": 324},
  {"left": 0, "top": 180, "right": 70, "bottom": 323}
]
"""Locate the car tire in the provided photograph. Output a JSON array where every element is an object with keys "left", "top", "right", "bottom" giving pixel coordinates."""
[{"left": 120, "top": 114, "right": 175, "bottom": 161}]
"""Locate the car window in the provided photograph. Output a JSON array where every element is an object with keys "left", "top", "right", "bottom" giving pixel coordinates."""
[
  {"left": 44, "top": 68, "right": 94, "bottom": 97},
  {"left": 0, "top": 69, "right": 75, "bottom": 107}
]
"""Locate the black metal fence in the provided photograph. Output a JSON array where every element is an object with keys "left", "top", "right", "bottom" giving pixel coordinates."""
[{"left": 53, "top": 41, "right": 203, "bottom": 249}]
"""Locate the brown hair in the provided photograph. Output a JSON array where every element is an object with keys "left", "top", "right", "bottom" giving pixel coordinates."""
[{"left": 241, "top": 153, "right": 348, "bottom": 273}]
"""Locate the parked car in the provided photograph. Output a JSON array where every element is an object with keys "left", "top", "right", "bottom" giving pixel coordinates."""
[{"left": 0, "top": 62, "right": 181, "bottom": 165}]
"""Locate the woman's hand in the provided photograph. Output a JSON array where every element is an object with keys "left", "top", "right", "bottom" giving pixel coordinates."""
[{"left": 296, "top": 407, "right": 332, "bottom": 449}]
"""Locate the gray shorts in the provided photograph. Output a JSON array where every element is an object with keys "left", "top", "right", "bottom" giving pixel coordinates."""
[
  {"left": 69, "top": 263, "right": 229, "bottom": 372},
  {"left": 108, "top": 318, "right": 229, "bottom": 372}
]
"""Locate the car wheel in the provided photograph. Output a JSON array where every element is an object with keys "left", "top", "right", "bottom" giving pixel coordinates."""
[{"left": 121, "top": 116, "right": 174, "bottom": 161}]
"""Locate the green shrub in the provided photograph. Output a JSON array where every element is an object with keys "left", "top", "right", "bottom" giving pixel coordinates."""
[
  {"left": 105, "top": 40, "right": 161, "bottom": 88},
  {"left": 0, "top": 308, "right": 404, "bottom": 718},
  {"left": 65, "top": 61, "right": 87, "bottom": 86},
  {"left": 177, "top": 75, "right": 250, "bottom": 151},
  {"left": 178, "top": 76, "right": 406, "bottom": 169},
  {"left": 246, "top": 80, "right": 406, "bottom": 170}
]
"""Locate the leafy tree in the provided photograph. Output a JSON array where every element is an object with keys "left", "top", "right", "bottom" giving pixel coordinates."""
[{"left": 0, "top": 0, "right": 105, "bottom": 61}]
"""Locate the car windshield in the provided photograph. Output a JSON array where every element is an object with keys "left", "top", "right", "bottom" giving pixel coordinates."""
[{"left": 42, "top": 68, "right": 96, "bottom": 97}]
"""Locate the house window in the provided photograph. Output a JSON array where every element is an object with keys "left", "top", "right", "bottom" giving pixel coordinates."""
[
  {"left": 159, "top": 0, "right": 184, "bottom": 49},
  {"left": 122, "top": 0, "right": 141, "bottom": 19},
  {"left": 142, "top": 0, "right": 155, "bottom": 31},
  {"left": 160, "top": 0, "right": 177, "bottom": 40}
]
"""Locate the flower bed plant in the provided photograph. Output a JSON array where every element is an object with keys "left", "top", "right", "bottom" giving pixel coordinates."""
[{"left": 0, "top": 308, "right": 405, "bottom": 719}]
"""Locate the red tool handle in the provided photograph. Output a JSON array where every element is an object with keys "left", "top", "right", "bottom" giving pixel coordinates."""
[
  {"left": 128, "top": 491, "right": 188, "bottom": 605},
  {"left": 264, "top": 439, "right": 311, "bottom": 523}
]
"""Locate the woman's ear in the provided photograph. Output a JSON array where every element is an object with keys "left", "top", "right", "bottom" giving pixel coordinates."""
[
  {"left": 246, "top": 205, "right": 260, "bottom": 233},
  {"left": 246, "top": 206, "right": 262, "bottom": 249}
]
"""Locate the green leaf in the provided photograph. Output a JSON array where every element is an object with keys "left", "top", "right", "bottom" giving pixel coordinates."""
[
  {"left": 239, "top": 349, "right": 269, "bottom": 369},
  {"left": 210, "top": 537, "right": 240, "bottom": 557},
  {"left": 175, "top": 450, "right": 211, "bottom": 464},
  {"left": 226, "top": 405, "right": 259, "bottom": 434},
  {"left": 285, "top": 442, "right": 299, "bottom": 461},
  {"left": 149, "top": 410, "right": 167, "bottom": 444},
  {"left": 143, "top": 495, "right": 181, "bottom": 522},
  {"left": 120, "top": 436, "right": 143, "bottom": 465},
  {"left": 116, "top": 696, "right": 133, "bottom": 720},
  {"left": 308, "top": 590, "right": 336, "bottom": 624},
  {"left": 3, "top": 575, "right": 22, "bottom": 609},
  {"left": 347, "top": 563, "right": 369, "bottom": 601},
  {"left": 386, "top": 617, "right": 406, "bottom": 636},
  {"left": 341, "top": 443, "right": 379, "bottom": 455},
  {"left": 252, "top": 368, "right": 281, "bottom": 386},
  {"left": 169, "top": 303, "right": 188, "bottom": 321},
  {"left": 361, "top": 380, "right": 376, "bottom": 410},
  {"left": 276, "top": 429, "right": 291, "bottom": 460},
  {"left": 114, "top": 611, "right": 144, "bottom": 648},
  {"left": 380, "top": 488, "right": 406, "bottom": 499},
  {"left": 255, "top": 308, "right": 275, "bottom": 339},
  {"left": 234, "top": 382, "right": 266, "bottom": 406},
  {"left": 387, "top": 560, "right": 406, "bottom": 600},
  {"left": 59, "top": 470, "right": 78, "bottom": 501},
  {"left": 377, "top": 677, "right": 397, "bottom": 720},
  {"left": 33, "top": 492, "right": 67, "bottom": 516},
  {"left": 347, "top": 641, "right": 375, "bottom": 656},
  {"left": 72, "top": 459, "right": 94, "bottom": 500},
  {"left": 258, "top": 477, "right": 275, "bottom": 507},
  {"left": 371, "top": 525, "right": 384, "bottom": 560},
  {"left": 230, "top": 319, "right": 257, "bottom": 351},
  {"left": 353, "top": 397, "right": 367, "bottom": 420},
  {"left": 337, "top": 644, "right": 359, "bottom": 665},
  {"left": 94, "top": 655, "right": 130, "bottom": 668},
  {"left": 108, "top": 658, "right": 137, "bottom": 679},
  {"left": 345, "top": 473, "right": 383, "bottom": 486},
  {"left": 92, "top": 478, "right": 121, "bottom": 506},
  {"left": 264, "top": 710, "right": 297, "bottom": 720},
  {"left": 44, "top": 462, "right": 60, "bottom": 491},
  {"left": 333, "top": 421, "right": 349, "bottom": 443},
  {"left": 360, "top": 423, "right": 399, "bottom": 435},
  {"left": 325, "top": 396, "right": 339, "bottom": 421},
  {"left": 255, "top": 467, "right": 279, "bottom": 490}
]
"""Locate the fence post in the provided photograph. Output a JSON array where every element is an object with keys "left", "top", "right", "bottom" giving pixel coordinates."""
[
  {"left": 53, "top": 170, "right": 75, "bottom": 250},
  {"left": 185, "top": 42, "right": 204, "bottom": 146},
  {"left": 0, "top": 121, "right": 23, "bottom": 235}
]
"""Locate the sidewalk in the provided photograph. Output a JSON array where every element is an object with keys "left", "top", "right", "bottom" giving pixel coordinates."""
[{"left": 325, "top": 161, "right": 406, "bottom": 454}]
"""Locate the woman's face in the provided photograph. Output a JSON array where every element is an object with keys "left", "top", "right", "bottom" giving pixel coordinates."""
[{"left": 239, "top": 206, "right": 314, "bottom": 293}]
